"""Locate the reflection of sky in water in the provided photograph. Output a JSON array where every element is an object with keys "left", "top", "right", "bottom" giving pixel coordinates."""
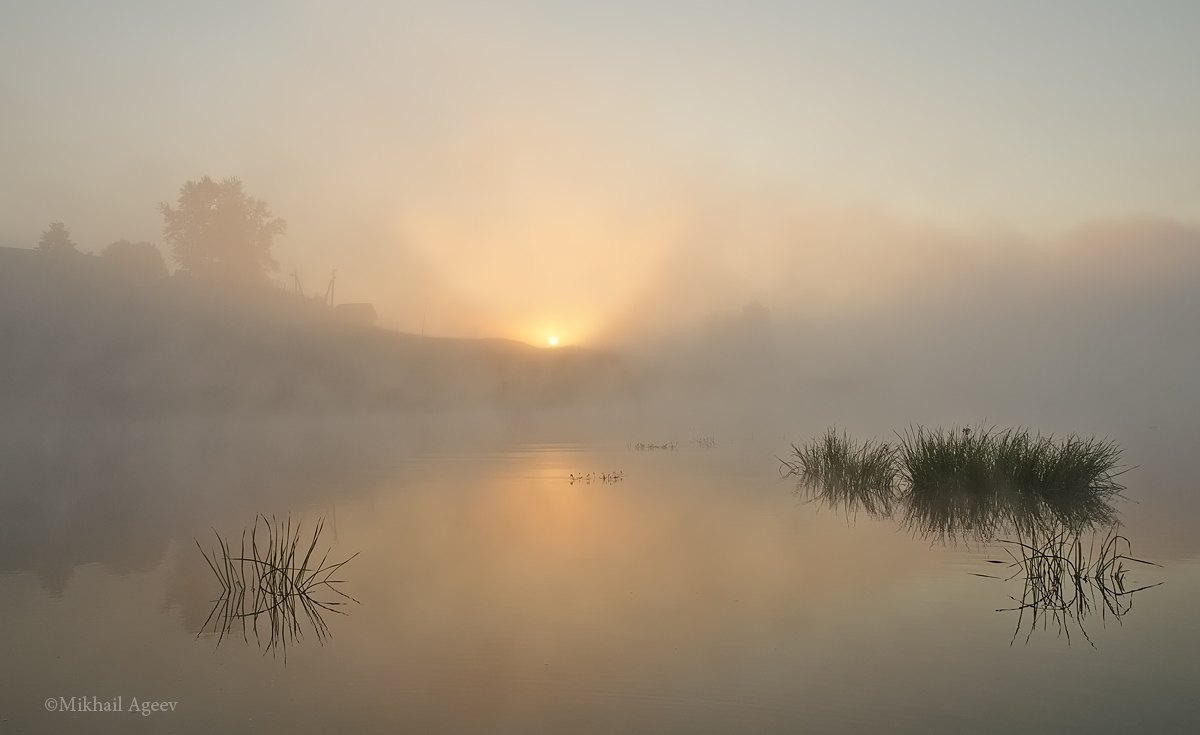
[{"left": 0, "top": 422, "right": 1197, "bottom": 733}]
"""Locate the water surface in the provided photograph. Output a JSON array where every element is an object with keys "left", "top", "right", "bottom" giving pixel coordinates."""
[{"left": 1, "top": 417, "right": 1197, "bottom": 733}]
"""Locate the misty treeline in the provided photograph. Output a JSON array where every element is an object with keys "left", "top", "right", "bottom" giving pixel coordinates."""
[
  {"left": 1, "top": 178, "right": 627, "bottom": 418},
  {"left": 33, "top": 176, "right": 281, "bottom": 283},
  {"left": 37, "top": 221, "right": 167, "bottom": 278},
  {"left": 5, "top": 175, "right": 1200, "bottom": 427}
]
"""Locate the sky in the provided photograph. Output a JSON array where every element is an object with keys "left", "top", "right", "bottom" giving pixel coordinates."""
[{"left": 2, "top": 0, "right": 1198, "bottom": 345}]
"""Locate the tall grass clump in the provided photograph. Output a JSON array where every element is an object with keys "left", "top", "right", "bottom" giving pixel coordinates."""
[
  {"left": 196, "top": 514, "right": 359, "bottom": 661},
  {"left": 898, "top": 426, "right": 1011, "bottom": 541},
  {"left": 898, "top": 426, "right": 1125, "bottom": 541},
  {"left": 785, "top": 424, "right": 1152, "bottom": 642},
  {"left": 783, "top": 425, "right": 1127, "bottom": 541},
  {"left": 782, "top": 428, "right": 898, "bottom": 518},
  {"left": 993, "top": 430, "right": 1124, "bottom": 531}
]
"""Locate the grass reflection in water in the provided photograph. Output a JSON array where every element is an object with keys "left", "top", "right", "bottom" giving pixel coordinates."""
[
  {"left": 196, "top": 514, "right": 359, "bottom": 661},
  {"left": 987, "top": 526, "right": 1160, "bottom": 645},
  {"left": 783, "top": 426, "right": 1160, "bottom": 645}
]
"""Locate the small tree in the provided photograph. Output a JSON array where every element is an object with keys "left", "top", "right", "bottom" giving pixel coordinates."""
[
  {"left": 37, "top": 222, "right": 78, "bottom": 254},
  {"left": 101, "top": 240, "right": 168, "bottom": 278},
  {"left": 158, "top": 176, "right": 286, "bottom": 282}
]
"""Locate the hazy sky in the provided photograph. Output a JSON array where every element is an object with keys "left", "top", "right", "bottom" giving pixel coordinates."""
[{"left": 3, "top": 1, "right": 1198, "bottom": 343}]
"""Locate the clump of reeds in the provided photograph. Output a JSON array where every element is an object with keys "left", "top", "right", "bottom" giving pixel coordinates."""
[
  {"left": 782, "top": 428, "right": 899, "bottom": 518},
  {"left": 897, "top": 426, "right": 1124, "bottom": 541},
  {"left": 981, "top": 524, "right": 1160, "bottom": 646},
  {"left": 196, "top": 514, "right": 358, "bottom": 661},
  {"left": 784, "top": 425, "right": 1154, "bottom": 643}
]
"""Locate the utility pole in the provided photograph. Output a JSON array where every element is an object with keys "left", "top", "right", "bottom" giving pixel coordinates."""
[{"left": 325, "top": 270, "right": 337, "bottom": 307}]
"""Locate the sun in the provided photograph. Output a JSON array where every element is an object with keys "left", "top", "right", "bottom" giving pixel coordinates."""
[{"left": 548, "top": 336, "right": 559, "bottom": 346}]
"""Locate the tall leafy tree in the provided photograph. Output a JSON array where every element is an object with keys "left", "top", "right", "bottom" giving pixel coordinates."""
[
  {"left": 37, "top": 222, "right": 78, "bottom": 254},
  {"left": 158, "top": 176, "right": 286, "bottom": 282}
]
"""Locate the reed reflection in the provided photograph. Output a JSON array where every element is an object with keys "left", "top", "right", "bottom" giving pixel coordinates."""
[
  {"left": 783, "top": 426, "right": 1160, "bottom": 643},
  {"left": 196, "top": 515, "right": 359, "bottom": 661},
  {"left": 985, "top": 526, "right": 1160, "bottom": 645}
]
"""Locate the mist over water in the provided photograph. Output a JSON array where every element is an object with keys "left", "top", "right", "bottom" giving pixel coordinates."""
[
  {"left": 4, "top": 168, "right": 1200, "bottom": 735},
  {"left": 4, "top": 221, "right": 1200, "bottom": 730},
  {"left": 4, "top": 1, "right": 1200, "bottom": 732}
]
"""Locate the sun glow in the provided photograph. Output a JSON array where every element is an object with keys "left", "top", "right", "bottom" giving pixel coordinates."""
[{"left": 548, "top": 336, "right": 559, "bottom": 346}]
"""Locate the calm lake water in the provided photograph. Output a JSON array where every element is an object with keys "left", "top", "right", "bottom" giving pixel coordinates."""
[{"left": 2, "top": 414, "right": 1198, "bottom": 733}]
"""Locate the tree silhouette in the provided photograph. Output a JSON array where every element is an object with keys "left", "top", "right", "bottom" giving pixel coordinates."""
[
  {"left": 37, "top": 222, "right": 78, "bottom": 254},
  {"left": 101, "top": 240, "right": 168, "bottom": 278},
  {"left": 158, "top": 176, "right": 286, "bottom": 282}
]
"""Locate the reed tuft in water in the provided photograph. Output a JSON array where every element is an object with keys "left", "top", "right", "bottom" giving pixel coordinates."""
[
  {"left": 782, "top": 428, "right": 899, "bottom": 518},
  {"left": 196, "top": 514, "right": 359, "bottom": 661},
  {"left": 898, "top": 426, "right": 1125, "bottom": 541},
  {"left": 783, "top": 425, "right": 1126, "bottom": 540},
  {"left": 785, "top": 425, "right": 1153, "bottom": 644}
]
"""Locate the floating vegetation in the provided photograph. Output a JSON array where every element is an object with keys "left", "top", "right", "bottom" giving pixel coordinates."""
[
  {"left": 781, "top": 428, "right": 898, "bottom": 518},
  {"left": 783, "top": 425, "right": 1157, "bottom": 644},
  {"left": 632, "top": 442, "right": 678, "bottom": 452},
  {"left": 196, "top": 514, "right": 359, "bottom": 661},
  {"left": 568, "top": 471, "right": 625, "bottom": 485}
]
